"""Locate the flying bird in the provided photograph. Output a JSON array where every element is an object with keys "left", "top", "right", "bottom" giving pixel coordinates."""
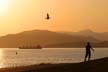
[{"left": 45, "top": 13, "right": 50, "bottom": 20}]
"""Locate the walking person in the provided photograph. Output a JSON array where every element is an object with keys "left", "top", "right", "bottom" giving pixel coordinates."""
[{"left": 84, "top": 42, "right": 94, "bottom": 62}]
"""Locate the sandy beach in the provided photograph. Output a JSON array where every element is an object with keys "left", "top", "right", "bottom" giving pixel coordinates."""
[{"left": 0, "top": 57, "right": 107, "bottom": 72}]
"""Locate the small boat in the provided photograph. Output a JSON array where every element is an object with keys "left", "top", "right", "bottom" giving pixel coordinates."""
[
  {"left": 16, "top": 52, "right": 18, "bottom": 55},
  {"left": 19, "top": 45, "right": 42, "bottom": 49}
]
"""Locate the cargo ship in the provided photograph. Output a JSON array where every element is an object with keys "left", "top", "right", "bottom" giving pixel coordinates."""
[{"left": 19, "top": 45, "right": 42, "bottom": 49}]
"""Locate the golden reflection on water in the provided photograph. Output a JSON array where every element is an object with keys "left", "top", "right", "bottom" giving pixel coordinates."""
[
  {"left": 0, "top": 48, "right": 106, "bottom": 68},
  {"left": 0, "top": 49, "right": 4, "bottom": 68}
]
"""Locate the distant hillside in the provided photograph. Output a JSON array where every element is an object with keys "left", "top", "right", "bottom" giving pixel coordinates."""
[
  {"left": 0, "top": 30, "right": 99, "bottom": 48},
  {"left": 45, "top": 41, "right": 108, "bottom": 48},
  {"left": 60, "top": 29, "right": 108, "bottom": 41}
]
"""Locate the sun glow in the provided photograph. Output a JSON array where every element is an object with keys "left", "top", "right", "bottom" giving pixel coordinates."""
[{"left": 0, "top": 0, "right": 14, "bottom": 16}]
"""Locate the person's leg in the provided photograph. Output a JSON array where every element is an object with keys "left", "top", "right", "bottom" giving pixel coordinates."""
[
  {"left": 88, "top": 52, "right": 91, "bottom": 61},
  {"left": 84, "top": 52, "right": 88, "bottom": 62}
]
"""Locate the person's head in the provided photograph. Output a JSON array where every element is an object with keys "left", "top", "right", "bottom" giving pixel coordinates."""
[{"left": 87, "top": 42, "right": 90, "bottom": 45}]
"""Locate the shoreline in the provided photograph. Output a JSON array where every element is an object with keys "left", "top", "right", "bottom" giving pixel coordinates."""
[{"left": 0, "top": 57, "right": 107, "bottom": 72}]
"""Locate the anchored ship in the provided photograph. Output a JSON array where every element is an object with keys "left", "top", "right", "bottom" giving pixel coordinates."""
[{"left": 19, "top": 45, "right": 42, "bottom": 49}]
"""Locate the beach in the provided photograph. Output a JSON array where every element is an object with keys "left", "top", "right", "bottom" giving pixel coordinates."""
[{"left": 0, "top": 57, "right": 107, "bottom": 72}]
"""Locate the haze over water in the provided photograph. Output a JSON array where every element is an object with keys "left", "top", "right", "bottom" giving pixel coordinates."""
[{"left": 0, "top": 48, "right": 107, "bottom": 68}]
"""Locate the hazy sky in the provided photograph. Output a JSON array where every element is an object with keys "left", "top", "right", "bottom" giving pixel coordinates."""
[{"left": 0, "top": 0, "right": 108, "bottom": 36}]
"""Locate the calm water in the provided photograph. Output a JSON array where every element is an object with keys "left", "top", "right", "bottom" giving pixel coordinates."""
[{"left": 0, "top": 48, "right": 107, "bottom": 68}]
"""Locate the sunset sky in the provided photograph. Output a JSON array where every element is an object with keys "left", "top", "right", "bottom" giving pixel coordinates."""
[{"left": 0, "top": 0, "right": 108, "bottom": 36}]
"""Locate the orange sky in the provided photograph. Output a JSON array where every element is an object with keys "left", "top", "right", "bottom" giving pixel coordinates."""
[{"left": 0, "top": 0, "right": 108, "bottom": 36}]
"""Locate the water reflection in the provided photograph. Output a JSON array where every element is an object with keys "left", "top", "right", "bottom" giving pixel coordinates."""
[
  {"left": 0, "top": 48, "right": 107, "bottom": 68},
  {"left": 0, "top": 49, "right": 4, "bottom": 68}
]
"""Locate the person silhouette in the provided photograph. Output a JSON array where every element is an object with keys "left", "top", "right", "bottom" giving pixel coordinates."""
[{"left": 84, "top": 42, "right": 94, "bottom": 62}]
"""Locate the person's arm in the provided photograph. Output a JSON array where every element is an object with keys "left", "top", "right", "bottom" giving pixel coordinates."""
[{"left": 91, "top": 47, "right": 94, "bottom": 52}]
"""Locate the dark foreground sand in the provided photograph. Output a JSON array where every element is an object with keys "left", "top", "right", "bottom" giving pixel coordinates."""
[{"left": 0, "top": 57, "right": 108, "bottom": 72}]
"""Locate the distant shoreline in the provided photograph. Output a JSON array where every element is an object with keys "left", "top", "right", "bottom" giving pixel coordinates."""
[{"left": 0, "top": 57, "right": 107, "bottom": 72}]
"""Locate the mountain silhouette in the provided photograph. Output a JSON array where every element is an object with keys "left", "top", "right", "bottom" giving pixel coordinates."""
[
  {"left": 61, "top": 29, "right": 108, "bottom": 41},
  {"left": 0, "top": 30, "right": 99, "bottom": 48}
]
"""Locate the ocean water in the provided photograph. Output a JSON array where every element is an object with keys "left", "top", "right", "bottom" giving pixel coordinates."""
[{"left": 0, "top": 48, "right": 107, "bottom": 68}]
